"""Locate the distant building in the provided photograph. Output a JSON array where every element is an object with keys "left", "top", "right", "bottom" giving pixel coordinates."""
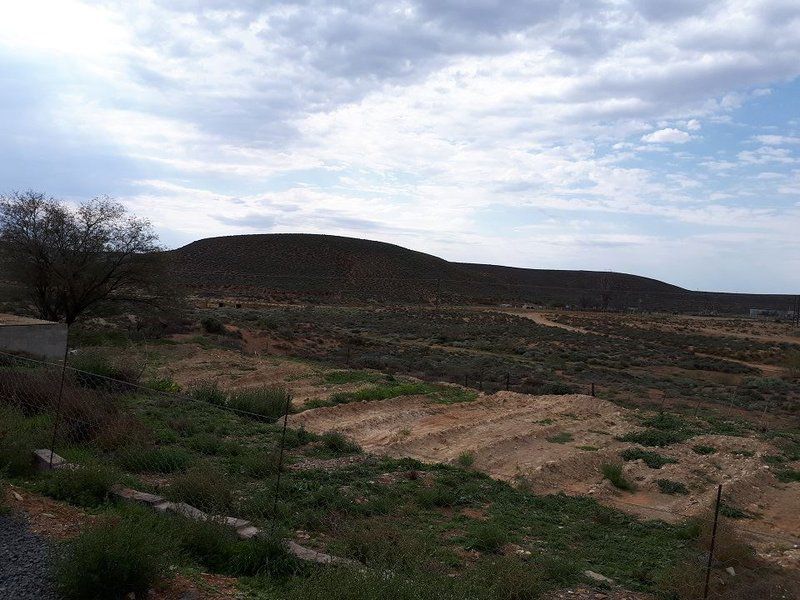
[
  {"left": 748, "top": 308, "right": 793, "bottom": 319},
  {"left": 0, "top": 314, "right": 67, "bottom": 359}
]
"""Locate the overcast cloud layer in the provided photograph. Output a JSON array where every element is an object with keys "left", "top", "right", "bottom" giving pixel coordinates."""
[{"left": 1, "top": 0, "right": 799, "bottom": 293}]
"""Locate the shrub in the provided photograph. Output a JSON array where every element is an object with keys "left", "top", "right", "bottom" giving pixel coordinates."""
[
  {"left": 228, "top": 449, "right": 281, "bottom": 478},
  {"left": 229, "top": 387, "right": 289, "bottom": 422},
  {"left": 620, "top": 448, "right": 677, "bottom": 469},
  {"left": 456, "top": 451, "right": 475, "bottom": 468},
  {"left": 324, "top": 370, "right": 382, "bottom": 384},
  {"left": 173, "top": 518, "right": 235, "bottom": 571},
  {"left": 70, "top": 350, "right": 140, "bottom": 386},
  {"left": 775, "top": 469, "right": 800, "bottom": 483},
  {"left": 146, "top": 377, "right": 181, "bottom": 393},
  {"left": 546, "top": 432, "right": 573, "bottom": 444},
  {"left": 191, "top": 380, "right": 227, "bottom": 406},
  {"left": 656, "top": 479, "right": 689, "bottom": 495},
  {"left": 466, "top": 522, "right": 508, "bottom": 554},
  {"left": 0, "top": 407, "right": 37, "bottom": 476},
  {"left": 601, "top": 463, "right": 635, "bottom": 491},
  {"left": 168, "top": 466, "right": 233, "bottom": 513},
  {"left": 56, "top": 517, "right": 170, "bottom": 600},
  {"left": 619, "top": 428, "right": 690, "bottom": 447},
  {"left": 537, "top": 382, "right": 575, "bottom": 395},
  {"left": 201, "top": 316, "right": 226, "bottom": 334},
  {"left": 115, "top": 446, "right": 193, "bottom": 474},
  {"left": 321, "top": 432, "right": 361, "bottom": 455},
  {"left": 229, "top": 535, "right": 299, "bottom": 577},
  {"left": 41, "top": 465, "right": 117, "bottom": 507},
  {"left": 692, "top": 445, "right": 717, "bottom": 455},
  {"left": 415, "top": 483, "right": 457, "bottom": 508}
]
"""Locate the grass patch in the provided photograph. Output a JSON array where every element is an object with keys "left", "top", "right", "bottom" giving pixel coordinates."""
[
  {"left": 692, "top": 445, "right": 717, "bottom": 455},
  {"left": 191, "top": 380, "right": 227, "bottom": 405},
  {"left": 466, "top": 522, "right": 509, "bottom": 554},
  {"left": 40, "top": 464, "right": 117, "bottom": 508},
  {"left": 601, "top": 463, "right": 636, "bottom": 491},
  {"left": 56, "top": 515, "right": 170, "bottom": 599},
  {"left": 620, "top": 448, "right": 677, "bottom": 469},
  {"left": 167, "top": 466, "right": 234, "bottom": 513},
  {"left": 228, "top": 387, "right": 289, "bottom": 421},
  {"left": 775, "top": 469, "right": 800, "bottom": 483},
  {"left": 328, "top": 382, "right": 476, "bottom": 405},
  {"left": 456, "top": 451, "right": 475, "bottom": 468},
  {"left": 115, "top": 446, "right": 193, "bottom": 474},
  {"left": 321, "top": 432, "right": 361, "bottom": 455},
  {"left": 324, "top": 370, "right": 383, "bottom": 384},
  {"left": 656, "top": 479, "right": 689, "bottom": 495},
  {"left": 546, "top": 432, "right": 573, "bottom": 444},
  {"left": 719, "top": 503, "right": 750, "bottom": 519}
]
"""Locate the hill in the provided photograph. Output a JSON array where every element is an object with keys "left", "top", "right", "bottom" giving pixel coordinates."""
[{"left": 168, "top": 233, "right": 796, "bottom": 313}]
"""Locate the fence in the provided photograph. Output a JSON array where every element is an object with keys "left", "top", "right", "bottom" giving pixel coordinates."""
[
  {"left": 0, "top": 350, "right": 293, "bottom": 527},
  {"left": 1, "top": 349, "right": 798, "bottom": 599}
]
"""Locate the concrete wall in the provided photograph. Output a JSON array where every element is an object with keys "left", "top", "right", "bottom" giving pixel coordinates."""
[{"left": 0, "top": 323, "right": 67, "bottom": 359}]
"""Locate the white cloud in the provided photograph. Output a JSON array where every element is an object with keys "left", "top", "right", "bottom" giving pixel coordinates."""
[
  {"left": 753, "top": 135, "right": 800, "bottom": 145},
  {"left": 641, "top": 128, "right": 692, "bottom": 144}
]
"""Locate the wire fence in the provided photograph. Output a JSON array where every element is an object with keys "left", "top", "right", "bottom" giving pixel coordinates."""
[
  {"left": 1, "top": 349, "right": 798, "bottom": 599},
  {"left": 0, "top": 350, "right": 293, "bottom": 525}
]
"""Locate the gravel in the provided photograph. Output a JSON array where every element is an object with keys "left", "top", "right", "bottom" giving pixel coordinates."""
[{"left": 0, "top": 515, "right": 61, "bottom": 599}]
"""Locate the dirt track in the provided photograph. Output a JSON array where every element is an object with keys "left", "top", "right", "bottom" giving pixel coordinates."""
[{"left": 291, "top": 391, "right": 800, "bottom": 542}]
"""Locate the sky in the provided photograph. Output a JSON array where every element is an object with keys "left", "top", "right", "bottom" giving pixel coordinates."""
[{"left": 1, "top": 1, "right": 799, "bottom": 293}]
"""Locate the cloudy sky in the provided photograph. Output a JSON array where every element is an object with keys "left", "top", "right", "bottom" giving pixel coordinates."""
[{"left": 1, "top": 1, "right": 799, "bottom": 293}]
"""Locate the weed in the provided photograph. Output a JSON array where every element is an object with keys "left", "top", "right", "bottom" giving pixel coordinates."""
[
  {"left": 601, "top": 463, "right": 636, "bottom": 491},
  {"left": 115, "top": 446, "right": 193, "bottom": 474},
  {"left": 620, "top": 448, "right": 677, "bottom": 469},
  {"left": 719, "top": 503, "right": 750, "bottom": 519},
  {"left": 56, "top": 516, "right": 170, "bottom": 599},
  {"left": 229, "top": 387, "right": 289, "bottom": 422},
  {"left": 146, "top": 377, "right": 181, "bottom": 393},
  {"left": 321, "top": 432, "right": 361, "bottom": 455},
  {"left": 201, "top": 317, "right": 226, "bottom": 334},
  {"left": 692, "top": 445, "right": 717, "bottom": 455},
  {"left": 324, "top": 370, "right": 382, "bottom": 384},
  {"left": 466, "top": 522, "right": 508, "bottom": 554},
  {"left": 415, "top": 483, "right": 457, "bottom": 508},
  {"left": 229, "top": 534, "right": 300, "bottom": 577},
  {"left": 656, "top": 479, "right": 689, "bottom": 495},
  {"left": 40, "top": 465, "right": 117, "bottom": 507},
  {"left": 775, "top": 469, "right": 800, "bottom": 483},
  {"left": 168, "top": 466, "right": 234, "bottom": 512},
  {"left": 456, "top": 451, "right": 475, "bottom": 468},
  {"left": 546, "top": 432, "right": 573, "bottom": 444},
  {"left": 619, "top": 429, "right": 691, "bottom": 447},
  {"left": 229, "top": 449, "right": 281, "bottom": 478},
  {"left": 191, "top": 380, "right": 227, "bottom": 405},
  {"left": 70, "top": 350, "right": 140, "bottom": 385}
]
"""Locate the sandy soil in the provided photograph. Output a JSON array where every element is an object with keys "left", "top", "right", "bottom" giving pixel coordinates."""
[{"left": 291, "top": 391, "right": 800, "bottom": 547}]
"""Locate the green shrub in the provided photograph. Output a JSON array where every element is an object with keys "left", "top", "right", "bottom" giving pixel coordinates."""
[
  {"left": 115, "top": 446, "right": 193, "bottom": 473},
  {"left": 173, "top": 518, "right": 235, "bottom": 571},
  {"left": 229, "top": 535, "right": 299, "bottom": 577},
  {"left": 466, "top": 522, "right": 508, "bottom": 554},
  {"left": 0, "top": 407, "right": 37, "bottom": 476},
  {"left": 620, "top": 448, "right": 677, "bottom": 469},
  {"left": 228, "top": 450, "right": 281, "bottom": 479},
  {"left": 56, "top": 517, "right": 170, "bottom": 599},
  {"left": 719, "top": 503, "right": 750, "bottom": 519},
  {"left": 656, "top": 479, "right": 689, "bottom": 495},
  {"left": 546, "top": 432, "right": 573, "bottom": 444},
  {"left": 692, "top": 445, "right": 717, "bottom": 455},
  {"left": 619, "top": 428, "right": 690, "bottom": 447},
  {"left": 201, "top": 317, "right": 226, "bottom": 334},
  {"left": 415, "top": 484, "right": 457, "bottom": 508},
  {"left": 775, "top": 469, "right": 800, "bottom": 483},
  {"left": 229, "top": 387, "right": 289, "bottom": 422},
  {"left": 324, "top": 370, "right": 382, "bottom": 384},
  {"left": 146, "top": 377, "right": 181, "bottom": 393},
  {"left": 168, "top": 466, "right": 233, "bottom": 512},
  {"left": 70, "top": 350, "right": 139, "bottom": 385},
  {"left": 601, "top": 463, "right": 635, "bottom": 491},
  {"left": 41, "top": 465, "right": 117, "bottom": 507},
  {"left": 321, "top": 432, "right": 361, "bottom": 455},
  {"left": 191, "top": 380, "right": 227, "bottom": 406},
  {"left": 537, "top": 382, "right": 575, "bottom": 395},
  {"left": 456, "top": 451, "right": 475, "bottom": 468}
]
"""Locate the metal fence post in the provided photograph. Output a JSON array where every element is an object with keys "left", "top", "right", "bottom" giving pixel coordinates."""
[
  {"left": 704, "top": 484, "right": 723, "bottom": 599},
  {"left": 590, "top": 382, "right": 595, "bottom": 397},
  {"left": 269, "top": 392, "right": 292, "bottom": 536},
  {"left": 48, "top": 327, "right": 70, "bottom": 467}
]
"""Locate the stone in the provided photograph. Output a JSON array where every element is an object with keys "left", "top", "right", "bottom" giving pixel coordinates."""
[
  {"left": 170, "top": 503, "right": 208, "bottom": 521},
  {"left": 33, "top": 449, "right": 66, "bottom": 470},
  {"left": 726, "top": 566, "right": 736, "bottom": 576},
  {"left": 236, "top": 525, "right": 260, "bottom": 539},
  {"left": 583, "top": 570, "right": 614, "bottom": 584}
]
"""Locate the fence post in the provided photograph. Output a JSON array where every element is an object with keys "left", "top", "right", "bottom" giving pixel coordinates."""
[
  {"left": 704, "top": 484, "right": 723, "bottom": 600},
  {"left": 269, "top": 392, "right": 292, "bottom": 536},
  {"left": 590, "top": 382, "right": 595, "bottom": 397},
  {"left": 48, "top": 327, "right": 70, "bottom": 468}
]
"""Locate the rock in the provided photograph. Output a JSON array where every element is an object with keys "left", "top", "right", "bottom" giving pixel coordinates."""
[
  {"left": 11, "top": 491, "right": 23, "bottom": 502},
  {"left": 726, "top": 566, "right": 736, "bottom": 576},
  {"left": 583, "top": 570, "right": 614, "bottom": 584}
]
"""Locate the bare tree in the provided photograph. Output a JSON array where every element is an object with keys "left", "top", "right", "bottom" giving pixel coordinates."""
[{"left": 0, "top": 190, "right": 163, "bottom": 324}]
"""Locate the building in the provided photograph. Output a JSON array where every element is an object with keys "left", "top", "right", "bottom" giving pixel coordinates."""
[
  {"left": 748, "top": 308, "right": 793, "bottom": 319},
  {"left": 0, "top": 314, "right": 67, "bottom": 359}
]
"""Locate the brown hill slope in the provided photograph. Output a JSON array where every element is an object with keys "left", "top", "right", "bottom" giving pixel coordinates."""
[{"left": 168, "top": 233, "right": 795, "bottom": 313}]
